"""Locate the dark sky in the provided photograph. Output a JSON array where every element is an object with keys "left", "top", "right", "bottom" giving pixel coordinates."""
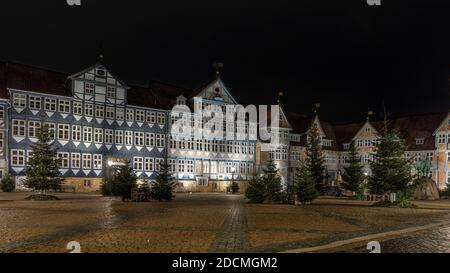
[{"left": 1, "top": 0, "right": 450, "bottom": 123}]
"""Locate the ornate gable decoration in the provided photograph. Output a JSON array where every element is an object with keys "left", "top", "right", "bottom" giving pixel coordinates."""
[
  {"left": 68, "top": 63, "right": 128, "bottom": 106},
  {"left": 196, "top": 78, "right": 238, "bottom": 105}
]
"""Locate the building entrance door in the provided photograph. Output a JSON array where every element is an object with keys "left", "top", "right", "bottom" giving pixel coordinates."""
[{"left": 211, "top": 182, "right": 218, "bottom": 192}]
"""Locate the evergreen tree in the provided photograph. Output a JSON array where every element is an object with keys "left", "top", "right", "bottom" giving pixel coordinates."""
[
  {"left": 341, "top": 142, "right": 365, "bottom": 195},
  {"left": 231, "top": 181, "right": 240, "bottom": 194},
  {"left": 0, "top": 174, "right": 15, "bottom": 192},
  {"left": 261, "top": 159, "right": 284, "bottom": 203},
  {"left": 306, "top": 122, "right": 327, "bottom": 194},
  {"left": 368, "top": 118, "right": 412, "bottom": 194},
  {"left": 115, "top": 163, "right": 138, "bottom": 201},
  {"left": 151, "top": 156, "right": 177, "bottom": 201},
  {"left": 24, "top": 125, "right": 64, "bottom": 194},
  {"left": 245, "top": 177, "right": 266, "bottom": 203},
  {"left": 294, "top": 164, "right": 319, "bottom": 204}
]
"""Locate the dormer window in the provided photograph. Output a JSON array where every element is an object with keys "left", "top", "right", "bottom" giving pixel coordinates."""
[
  {"left": 176, "top": 96, "right": 186, "bottom": 105},
  {"left": 416, "top": 138, "right": 425, "bottom": 145},
  {"left": 96, "top": 68, "right": 106, "bottom": 76},
  {"left": 343, "top": 143, "right": 350, "bottom": 150},
  {"left": 365, "top": 127, "right": 371, "bottom": 132}
]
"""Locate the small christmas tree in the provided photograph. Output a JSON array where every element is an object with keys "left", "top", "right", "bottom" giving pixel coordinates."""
[
  {"left": 231, "top": 181, "right": 240, "bottom": 194},
  {"left": 341, "top": 142, "right": 365, "bottom": 196},
  {"left": 0, "top": 174, "right": 15, "bottom": 192},
  {"left": 368, "top": 117, "right": 412, "bottom": 195},
  {"left": 245, "top": 177, "right": 266, "bottom": 203},
  {"left": 151, "top": 156, "right": 177, "bottom": 201},
  {"left": 115, "top": 163, "right": 137, "bottom": 201},
  {"left": 261, "top": 159, "right": 284, "bottom": 203},
  {"left": 24, "top": 125, "right": 64, "bottom": 196},
  {"left": 294, "top": 164, "right": 319, "bottom": 204},
  {"left": 306, "top": 122, "right": 327, "bottom": 194}
]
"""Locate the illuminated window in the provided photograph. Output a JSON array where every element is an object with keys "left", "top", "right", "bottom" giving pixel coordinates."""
[
  {"left": 57, "top": 153, "right": 69, "bottom": 169},
  {"left": 106, "top": 107, "right": 115, "bottom": 119},
  {"left": 11, "top": 149, "right": 25, "bottom": 166},
  {"left": 115, "top": 130, "right": 123, "bottom": 145},
  {"left": 146, "top": 111, "right": 156, "bottom": 123},
  {"left": 58, "top": 124, "right": 70, "bottom": 140},
  {"left": 144, "top": 158, "right": 154, "bottom": 172},
  {"left": 125, "top": 131, "right": 133, "bottom": 145},
  {"left": 116, "top": 108, "right": 125, "bottom": 120},
  {"left": 126, "top": 108, "right": 134, "bottom": 121},
  {"left": 156, "top": 134, "right": 165, "bottom": 147},
  {"left": 157, "top": 112, "right": 166, "bottom": 124},
  {"left": 133, "top": 157, "right": 143, "bottom": 171},
  {"left": 73, "top": 101, "right": 83, "bottom": 115},
  {"left": 12, "top": 93, "right": 26, "bottom": 108},
  {"left": 58, "top": 100, "right": 71, "bottom": 113},
  {"left": 105, "top": 129, "right": 113, "bottom": 144},
  {"left": 135, "top": 132, "right": 144, "bottom": 146},
  {"left": 12, "top": 120, "right": 26, "bottom": 137},
  {"left": 83, "top": 127, "right": 93, "bottom": 142},
  {"left": 44, "top": 98, "right": 57, "bottom": 112},
  {"left": 28, "top": 121, "right": 41, "bottom": 138},
  {"left": 93, "top": 154, "right": 103, "bottom": 170},
  {"left": 95, "top": 105, "right": 104, "bottom": 118},
  {"left": 71, "top": 153, "right": 81, "bottom": 169},
  {"left": 145, "top": 133, "right": 155, "bottom": 147},
  {"left": 82, "top": 154, "right": 92, "bottom": 169},
  {"left": 136, "top": 110, "right": 145, "bottom": 122},
  {"left": 106, "top": 86, "right": 116, "bottom": 98},
  {"left": 72, "top": 125, "right": 82, "bottom": 141},
  {"left": 94, "top": 128, "right": 103, "bottom": 144},
  {"left": 29, "top": 96, "right": 41, "bottom": 110},
  {"left": 85, "top": 82, "right": 94, "bottom": 94},
  {"left": 84, "top": 103, "right": 94, "bottom": 117}
]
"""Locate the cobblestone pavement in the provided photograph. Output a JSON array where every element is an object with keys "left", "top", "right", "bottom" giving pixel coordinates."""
[
  {"left": 341, "top": 225, "right": 450, "bottom": 253},
  {"left": 1, "top": 193, "right": 450, "bottom": 253}
]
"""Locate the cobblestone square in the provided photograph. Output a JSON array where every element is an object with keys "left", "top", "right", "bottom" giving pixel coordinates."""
[{"left": 1, "top": 192, "right": 449, "bottom": 253}]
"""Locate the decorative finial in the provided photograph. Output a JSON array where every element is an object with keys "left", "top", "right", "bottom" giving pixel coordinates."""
[
  {"left": 314, "top": 103, "right": 321, "bottom": 114},
  {"left": 98, "top": 42, "right": 104, "bottom": 62},
  {"left": 367, "top": 110, "right": 374, "bottom": 120},
  {"left": 213, "top": 62, "right": 224, "bottom": 78},
  {"left": 277, "top": 91, "right": 284, "bottom": 103}
]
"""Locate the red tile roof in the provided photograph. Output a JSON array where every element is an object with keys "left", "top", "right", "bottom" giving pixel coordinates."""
[{"left": 0, "top": 61, "right": 71, "bottom": 98}]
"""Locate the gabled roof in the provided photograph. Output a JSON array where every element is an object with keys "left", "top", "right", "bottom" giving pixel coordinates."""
[
  {"left": 376, "top": 112, "right": 448, "bottom": 151},
  {"left": 68, "top": 61, "right": 129, "bottom": 88},
  {"left": 332, "top": 112, "right": 448, "bottom": 151},
  {"left": 333, "top": 122, "right": 366, "bottom": 147},
  {"left": 191, "top": 77, "right": 238, "bottom": 104},
  {"left": 0, "top": 61, "right": 71, "bottom": 98}
]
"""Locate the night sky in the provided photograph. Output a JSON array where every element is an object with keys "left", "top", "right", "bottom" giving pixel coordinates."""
[{"left": 1, "top": 0, "right": 450, "bottom": 123}]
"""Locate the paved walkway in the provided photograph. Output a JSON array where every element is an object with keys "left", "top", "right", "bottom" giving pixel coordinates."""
[
  {"left": 209, "top": 195, "right": 250, "bottom": 252},
  {"left": 1, "top": 192, "right": 450, "bottom": 253}
]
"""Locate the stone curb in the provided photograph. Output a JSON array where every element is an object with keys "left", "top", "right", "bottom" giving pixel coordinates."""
[{"left": 281, "top": 220, "right": 450, "bottom": 253}]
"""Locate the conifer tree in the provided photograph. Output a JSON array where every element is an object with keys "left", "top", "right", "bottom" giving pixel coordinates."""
[
  {"left": 115, "top": 163, "right": 137, "bottom": 201},
  {"left": 261, "top": 159, "right": 284, "bottom": 203},
  {"left": 306, "top": 122, "right": 327, "bottom": 194},
  {"left": 151, "top": 156, "right": 177, "bottom": 201},
  {"left": 341, "top": 142, "right": 365, "bottom": 195},
  {"left": 368, "top": 118, "right": 412, "bottom": 194},
  {"left": 245, "top": 176, "right": 266, "bottom": 203},
  {"left": 24, "top": 124, "right": 64, "bottom": 194},
  {"left": 294, "top": 163, "right": 319, "bottom": 204}
]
